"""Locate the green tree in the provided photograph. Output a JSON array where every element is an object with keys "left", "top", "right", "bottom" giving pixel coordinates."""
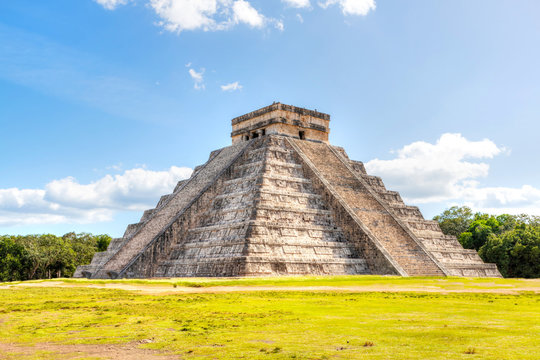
[
  {"left": 0, "top": 236, "right": 31, "bottom": 282},
  {"left": 458, "top": 213, "right": 503, "bottom": 250},
  {"left": 480, "top": 224, "right": 540, "bottom": 278},
  {"left": 16, "top": 234, "right": 74, "bottom": 279},
  {"left": 433, "top": 206, "right": 473, "bottom": 237},
  {"left": 63, "top": 232, "right": 110, "bottom": 276},
  {"left": 96, "top": 234, "right": 112, "bottom": 252},
  {"left": 1, "top": 232, "right": 112, "bottom": 281}
]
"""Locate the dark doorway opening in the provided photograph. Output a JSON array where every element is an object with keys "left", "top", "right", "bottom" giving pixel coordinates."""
[{"left": 299, "top": 131, "right": 305, "bottom": 140}]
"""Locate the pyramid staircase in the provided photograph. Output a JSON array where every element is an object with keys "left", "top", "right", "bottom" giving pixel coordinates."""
[{"left": 155, "top": 136, "right": 368, "bottom": 277}]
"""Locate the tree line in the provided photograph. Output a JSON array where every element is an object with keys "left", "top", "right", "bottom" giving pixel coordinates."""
[
  {"left": 0, "top": 233, "right": 110, "bottom": 282},
  {"left": 1, "top": 208, "right": 538, "bottom": 281},
  {"left": 434, "top": 207, "right": 540, "bottom": 278}
]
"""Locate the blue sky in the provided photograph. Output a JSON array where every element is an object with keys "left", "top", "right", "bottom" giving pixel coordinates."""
[{"left": 1, "top": 0, "right": 539, "bottom": 237}]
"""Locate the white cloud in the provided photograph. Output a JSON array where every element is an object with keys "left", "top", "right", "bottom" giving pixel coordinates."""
[
  {"left": 319, "top": 0, "right": 376, "bottom": 16},
  {"left": 283, "top": 0, "right": 311, "bottom": 8},
  {"left": 148, "top": 0, "right": 269, "bottom": 33},
  {"left": 150, "top": 0, "right": 221, "bottom": 33},
  {"left": 94, "top": 0, "right": 129, "bottom": 10},
  {"left": 233, "top": 0, "right": 265, "bottom": 28},
  {"left": 365, "top": 133, "right": 540, "bottom": 215},
  {"left": 0, "top": 166, "right": 192, "bottom": 227},
  {"left": 96, "top": 0, "right": 376, "bottom": 34},
  {"left": 458, "top": 185, "right": 540, "bottom": 216},
  {"left": 366, "top": 133, "right": 501, "bottom": 202},
  {"left": 296, "top": 13, "right": 304, "bottom": 23},
  {"left": 188, "top": 68, "right": 205, "bottom": 90},
  {"left": 221, "top": 81, "right": 243, "bottom": 91}
]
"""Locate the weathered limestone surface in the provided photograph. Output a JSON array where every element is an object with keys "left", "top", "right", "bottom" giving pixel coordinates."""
[
  {"left": 76, "top": 103, "right": 501, "bottom": 278},
  {"left": 90, "top": 140, "right": 251, "bottom": 279},
  {"left": 289, "top": 139, "right": 446, "bottom": 276}
]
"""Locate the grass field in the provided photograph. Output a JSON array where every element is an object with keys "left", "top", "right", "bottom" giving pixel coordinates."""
[{"left": 1, "top": 276, "right": 539, "bottom": 359}]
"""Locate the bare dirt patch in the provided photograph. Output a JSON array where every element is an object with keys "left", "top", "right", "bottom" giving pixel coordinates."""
[
  {"left": 5, "top": 281, "right": 540, "bottom": 295},
  {"left": 0, "top": 341, "right": 180, "bottom": 360}
]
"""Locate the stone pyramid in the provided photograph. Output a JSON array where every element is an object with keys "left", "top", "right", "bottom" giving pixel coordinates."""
[{"left": 75, "top": 103, "right": 501, "bottom": 278}]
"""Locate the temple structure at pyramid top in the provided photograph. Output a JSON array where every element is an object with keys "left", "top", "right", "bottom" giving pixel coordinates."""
[
  {"left": 231, "top": 102, "right": 331, "bottom": 144},
  {"left": 75, "top": 103, "right": 501, "bottom": 279}
]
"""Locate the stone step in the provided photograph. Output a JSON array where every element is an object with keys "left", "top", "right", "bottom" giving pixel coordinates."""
[
  {"left": 349, "top": 160, "right": 367, "bottom": 174},
  {"left": 199, "top": 209, "right": 254, "bottom": 226},
  {"left": 418, "top": 232, "right": 456, "bottom": 241},
  {"left": 168, "top": 248, "right": 358, "bottom": 262},
  {"left": 360, "top": 175, "right": 386, "bottom": 192},
  {"left": 405, "top": 219, "right": 443, "bottom": 235},
  {"left": 123, "top": 223, "right": 142, "bottom": 239},
  {"left": 171, "top": 237, "right": 354, "bottom": 251},
  {"left": 160, "top": 256, "right": 368, "bottom": 267},
  {"left": 234, "top": 159, "right": 303, "bottom": 171},
  {"left": 107, "top": 237, "right": 127, "bottom": 252},
  {"left": 390, "top": 204, "right": 424, "bottom": 220},
  {"left": 376, "top": 190, "right": 404, "bottom": 205},
  {"left": 443, "top": 263, "right": 502, "bottom": 277},
  {"left": 198, "top": 205, "right": 333, "bottom": 221},
  {"left": 200, "top": 204, "right": 336, "bottom": 228},
  {"left": 155, "top": 257, "right": 369, "bottom": 277},
  {"left": 212, "top": 189, "right": 325, "bottom": 213},
  {"left": 256, "top": 205, "right": 332, "bottom": 215},
  {"left": 215, "top": 188, "right": 322, "bottom": 200},
  {"left": 249, "top": 145, "right": 294, "bottom": 155},
  {"left": 224, "top": 173, "right": 310, "bottom": 185},
  {"left": 173, "top": 179, "right": 188, "bottom": 193},
  {"left": 418, "top": 234, "right": 464, "bottom": 250},
  {"left": 428, "top": 249, "right": 484, "bottom": 264},
  {"left": 426, "top": 248, "right": 478, "bottom": 255},
  {"left": 185, "top": 224, "right": 346, "bottom": 244},
  {"left": 140, "top": 209, "right": 155, "bottom": 223},
  {"left": 423, "top": 240, "right": 473, "bottom": 250},
  {"left": 156, "top": 194, "right": 172, "bottom": 208},
  {"left": 188, "top": 220, "right": 343, "bottom": 234}
]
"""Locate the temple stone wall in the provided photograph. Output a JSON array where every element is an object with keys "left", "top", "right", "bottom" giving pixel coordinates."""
[{"left": 231, "top": 103, "right": 330, "bottom": 144}]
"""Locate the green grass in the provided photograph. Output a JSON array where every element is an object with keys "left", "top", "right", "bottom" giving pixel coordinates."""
[{"left": 1, "top": 276, "right": 539, "bottom": 359}]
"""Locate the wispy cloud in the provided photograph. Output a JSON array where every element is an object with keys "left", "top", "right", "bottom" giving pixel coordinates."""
[
  {"left": 319, "top": 0, "right": 376, "bottom": 16},
  {"left": 365, "top": 133, "right": 540, "bottom": 215},
  {"left": 283, "top": 0, "right": 311, "bottom": 8},
  {"left": 221, "top": 81, "right": 243, "bottom": 91},
  {"left": 0, "top": 166, "right": 192, "bottom": 227},
  {"left": 94, "top": 0, "right": 129, "bottom": 10},
  {"left": 106, "top": 163, "right": 124, "bottom": 171},
  {"left": 188, "top": 67, "right": 205, "bottom": 90}
]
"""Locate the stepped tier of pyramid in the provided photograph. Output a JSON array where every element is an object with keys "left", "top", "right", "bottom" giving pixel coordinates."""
[{"left": 75, "top": 103, "right": 501, "bottom": 278}]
